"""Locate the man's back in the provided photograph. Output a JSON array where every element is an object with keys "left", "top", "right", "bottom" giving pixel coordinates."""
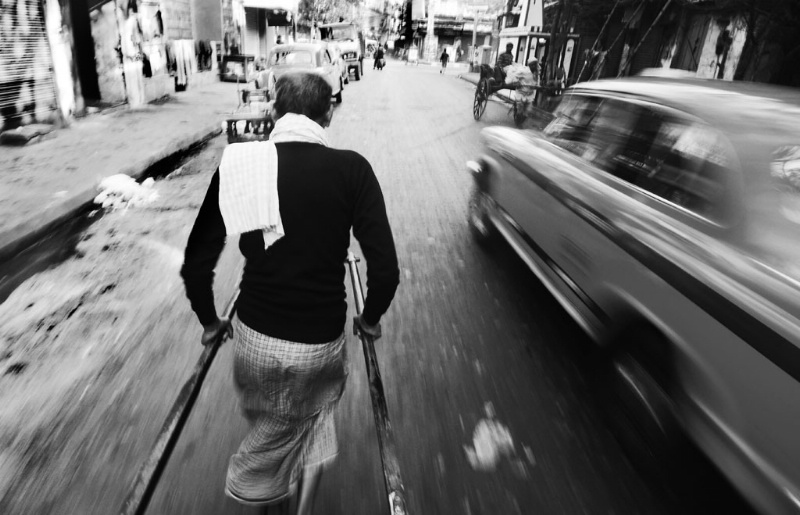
[{"left": 236, "top": 142, "right": 398, "bottom": 343}]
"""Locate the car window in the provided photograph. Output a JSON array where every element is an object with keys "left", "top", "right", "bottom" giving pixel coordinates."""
[
  {"left": 582, "top": 103, "right": 734, "bottom": 220},
  {"left": 322, "top": 27, "right": 357, "bottom": 41},
  {"left": 269, "top": 51, "right": 313, "bottom": 66},
  {"left": 636, "top": 115, "right": 734, "bottom": 220},
  {"left": 551, "top": 96, "right": 735, "bottom": 221},
  {"left": 579, "top": 99, "right": 652, "bottom": 184},
  {"left": 771, "top": 145, "right": 800, "bottom": 224},
  {"left": 772, "top": 146, "right": 800, "bottom": 192},
  {"left": 542, "top": 94, "right": 603, "bottom": 156},
  {"left": 323, "top": 51, "right": 332, "bottom": 65}
]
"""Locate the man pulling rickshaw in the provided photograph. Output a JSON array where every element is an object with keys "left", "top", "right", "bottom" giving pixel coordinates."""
[{"left": 472, "top": 43, "right": 542, "bottom": 127}]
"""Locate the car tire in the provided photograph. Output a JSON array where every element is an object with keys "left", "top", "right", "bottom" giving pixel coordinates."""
[
  {"left": 597, "top": 326, "right": 691, "bottom": 482},
  {"left": 335, "top": 81, "right": 343, "bottom": 103},
  {"left": 468, "top": 185, "right": 497, "bottom": 246},
  {"left": 354, "top": 66, "right": 361, "bottom": 81}
]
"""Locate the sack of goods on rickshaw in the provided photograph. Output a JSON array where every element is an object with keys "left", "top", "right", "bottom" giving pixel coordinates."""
[{"left": 503, "top": 63, "right": 536, "bottom": 86}]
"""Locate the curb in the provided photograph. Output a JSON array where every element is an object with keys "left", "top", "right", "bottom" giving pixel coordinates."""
[
  {"left": 0, "top": 124, "right": 223, "bottom": 264},
  {"left": 458, "top": 74, "right": 479, "bottom": 86}
]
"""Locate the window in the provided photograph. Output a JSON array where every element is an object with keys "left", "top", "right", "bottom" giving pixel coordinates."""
[
  {"left": 547, "top": 95, "right": 735, "bottom": 220},
  {"left": 772, "top": 146, "right": 800, "bottom": 192},
  {"left": 635, "top": 116, "right": 734, "bottom": 220},
  {"left": 542, "top": 94, "right": 603, "bottom": 156},
  {"left": 580, "top": 100, "right": 660, "bottom": 185},
  {"left": 770, "top": 145, "right": 800, "bottom": 224},
  {"left": 323, "top": 51, "right": 332, "bottom": 65},
  {"left": 321, "top": 27, "right": 357, "bottom": 41},
  {"left": 269, "top": 51, "right": 313, "bottom": 66}
]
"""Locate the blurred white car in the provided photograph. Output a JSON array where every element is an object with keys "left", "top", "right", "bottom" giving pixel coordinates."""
[
  {"left": 468, "top": 76, "right": 800, "bottom": 514},
  {"left": 265, "top": 42, "right": 344, "bottom": 103}
]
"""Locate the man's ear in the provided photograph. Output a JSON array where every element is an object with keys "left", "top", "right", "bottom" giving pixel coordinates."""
[{"left": 322, "top": 104, "right": 334, "bottom": 127}]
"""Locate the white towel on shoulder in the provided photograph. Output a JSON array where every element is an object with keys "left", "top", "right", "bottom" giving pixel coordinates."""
[{"left": 218, "top": 113, "right": 329, "bottom": 249}]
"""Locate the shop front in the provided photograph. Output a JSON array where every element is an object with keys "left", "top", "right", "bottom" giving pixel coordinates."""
[
  {"left": 0, "top": 0, "right": 61, "bottom": 131},
  {"left": 241, "top": 0, "right": 297, "bottom": 63},
  {"left": 411, "top": 17, "right": 492, "bottom": 64}
]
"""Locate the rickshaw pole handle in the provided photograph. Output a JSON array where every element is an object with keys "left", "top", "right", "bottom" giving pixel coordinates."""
[{"left": 346, "top": 252, "right": 410, "bottom": 515}]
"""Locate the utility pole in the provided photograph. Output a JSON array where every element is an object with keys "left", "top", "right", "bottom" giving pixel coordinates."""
[
  {"left": 472, "top": 10, "right": 478, "bottom": 70},
  {"left": 470, "top": 1, "right": 487, "bottom": 72},
  {"left": 425, "top": 0, "right": 437, "bottom": 62}
]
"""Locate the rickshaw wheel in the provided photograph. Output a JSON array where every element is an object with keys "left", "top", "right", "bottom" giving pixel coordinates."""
[{"left": 473, "top": 79, "right": 489, "bottom": 120}]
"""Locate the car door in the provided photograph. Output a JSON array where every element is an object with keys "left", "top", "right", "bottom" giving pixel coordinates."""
[{"left": 489, "top": 93, "right": 609, "bottom": 334}]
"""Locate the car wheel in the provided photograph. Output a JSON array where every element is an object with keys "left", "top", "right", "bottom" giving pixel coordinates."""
[
  {"left": 354, "top": 66, "right": 361, "bottom": 81},
  {"left": 468, "top": 185, "right": 496, "bottom": 246},
  {"left": 597, "top": 326, "right": 690, "bottom": 481},
  {"left": 335, "top": 81, "right": 343, "bottom": 103}
]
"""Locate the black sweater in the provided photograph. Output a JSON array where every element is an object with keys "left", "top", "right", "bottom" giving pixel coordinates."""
[{"left": 181, "top": 142, "right": 400, "bottom": 343}]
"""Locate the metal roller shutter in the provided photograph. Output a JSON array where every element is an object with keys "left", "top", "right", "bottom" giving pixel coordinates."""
[{"left": 0, "top": 0, "right": 59, "bottom": 129}]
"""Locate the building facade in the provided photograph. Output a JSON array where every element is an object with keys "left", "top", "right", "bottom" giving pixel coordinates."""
[
  {"left": 409, "top": 0, "right": 495, "bottom": 63},
  {"left": 0, "top": 0, "right": 241, "bottom": 133}
]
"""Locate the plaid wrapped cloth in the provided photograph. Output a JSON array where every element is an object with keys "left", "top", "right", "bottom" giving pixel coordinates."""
[{"left": 225, "top": 316, "right": 348, "bottom": 506}]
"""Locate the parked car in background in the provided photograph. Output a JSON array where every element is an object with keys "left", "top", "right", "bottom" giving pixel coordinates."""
[
  {"left": 319, "top": 21, "right": 365, "bottom": 81},
  {"left": 264, "top": 42, "right": 343, "bottom": 103},
  {"left": 467, "top": 77, "right": 800, "bottom": 515}
]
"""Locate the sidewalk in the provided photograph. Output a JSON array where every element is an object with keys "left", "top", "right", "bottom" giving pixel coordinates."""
[{"left": 0, "top": 80, "right": 242, "bottom": 261}]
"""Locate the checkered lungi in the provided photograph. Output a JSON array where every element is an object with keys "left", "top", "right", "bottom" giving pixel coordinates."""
[{"left": 225, "top": 316, "right": 348, "bottom": 506}]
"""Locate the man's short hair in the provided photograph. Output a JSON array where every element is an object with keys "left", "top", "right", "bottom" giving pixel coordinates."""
[
  {"left": 274, "top": 71, "right": 332, "bottom": 121},
  {"left": 506, "top": 43, "right": 513, "bottom": 50}
]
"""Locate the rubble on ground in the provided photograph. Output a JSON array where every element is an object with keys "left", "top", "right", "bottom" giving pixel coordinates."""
[{"left": 94, "top": 175, "right": 159, "bottom": 210}]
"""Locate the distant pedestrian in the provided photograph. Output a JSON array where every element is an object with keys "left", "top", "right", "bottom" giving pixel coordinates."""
[
  {"left": 440, "top": 49, "right": 449, "bottom": 74},
  {"left": 374, "top": 46, "right": 385, "bottom": 70},
  {"left": 181, "top": 71, "right": 400, "bottom": 515}
]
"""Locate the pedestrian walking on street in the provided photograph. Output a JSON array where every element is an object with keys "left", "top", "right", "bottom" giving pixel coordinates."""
[
  {"left": 440, "top": 48, "right": 449, "bottom": 73},
  {"left": 374, "top": 46, "right": 385, "bottom": 70},
  {"left": 181, "top": 71, "right": 400, "bottom": 515}
]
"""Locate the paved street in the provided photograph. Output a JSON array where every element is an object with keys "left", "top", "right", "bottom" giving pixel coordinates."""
[{"left": 0, "top": 60, "right": 750, "bottom": 514}]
